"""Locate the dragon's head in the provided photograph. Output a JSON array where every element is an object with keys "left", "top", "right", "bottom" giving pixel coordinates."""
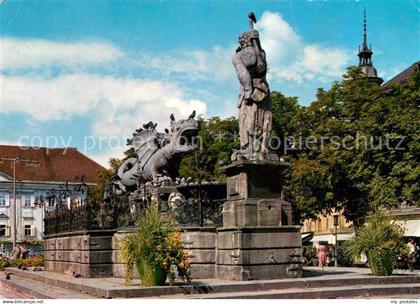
[{"left": 169, "top": 111, "right": 199, "bottom": 154}]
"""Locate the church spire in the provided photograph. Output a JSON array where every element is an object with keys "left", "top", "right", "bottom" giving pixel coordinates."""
[
  {"left": 358, "top": 9, "right": 372, "bottom": 66},
  {"left": 357, "top": 9, "right": 383, "bottom": 85},
  {"left": 363, "top": 9, "right": 367, "bottom": 50}
]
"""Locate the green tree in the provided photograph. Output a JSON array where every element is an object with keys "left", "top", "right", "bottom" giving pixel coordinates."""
[
  {"left": 285, "top": 67, "right": 419, "bottom": 225},
  {"left": 90, "top": 151, "right": 129, "bottom": 201},
  {"left": 353, "top": 71, "right": 420, "bottom": 209},
  {"left": 271, "top": 91, "right": 301, "bottom": 154},
  {"left": 179, "top": 116, "right": 239, "bottom": 181}
]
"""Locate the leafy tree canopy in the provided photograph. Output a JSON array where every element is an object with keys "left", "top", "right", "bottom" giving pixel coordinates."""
[
  {"left": 285, "top": 67, "right": 419, "bottom": 225},
  {"left": 179, "top": 116, "right": 239, "bottom": 181}
]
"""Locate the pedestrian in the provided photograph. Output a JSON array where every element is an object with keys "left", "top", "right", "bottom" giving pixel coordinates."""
[
  {"left": 316, "top": 242, "right": 327, "bottom": 271},
  {"left": 407, "top": 239, "right": 419, "bottom": 271}
]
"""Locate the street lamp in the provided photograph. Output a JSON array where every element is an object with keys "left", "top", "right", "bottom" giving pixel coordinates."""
[
  {"left": 34, "top": 195, "right": 49, "bottom": 237},
  {"left": 333, "top": 212, "right": 339, "bottom": 267},
  {"left": 0, "top": 157, "right": 39, "bottom": 249}
]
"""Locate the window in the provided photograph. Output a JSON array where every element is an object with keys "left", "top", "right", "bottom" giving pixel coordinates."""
[
  {"left": 24, "top": 195, "right": 32, "bottom": 207},
  {"left": 0, "top": 225, "right": 5, "bottom": 236},
  {"left": 46, "top": 197, "right": 55, "bottom": 207},
  {"left": 24, "top": 224, "right": 32, "bottom": 236},
  {"left": 0, "top": 195, "right": 5, "bottom": 206},
  {"left": 0, "top": 194, "right": 10, "bottom": 207},
  {"left": 22, "top": 195, "right": 35, "bottom": 207}
]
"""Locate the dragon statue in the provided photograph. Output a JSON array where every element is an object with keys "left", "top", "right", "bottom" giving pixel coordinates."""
[{"left": 114, "top": 111, "right": 199, "bottom": 195}]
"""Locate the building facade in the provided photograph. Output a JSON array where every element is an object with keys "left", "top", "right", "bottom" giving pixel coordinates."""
[
  {"left": 301, "top": 210, "right": 355, "bottom": 246},
  {"left": 0, "top": 145, "right": 104, "bottom": 248}
]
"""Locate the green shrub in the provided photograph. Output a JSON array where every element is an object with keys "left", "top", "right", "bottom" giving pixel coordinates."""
[
  {"left": 0, "top": 258, "right": 10, "bottom": 271},
  {"left": 120, "top": 204, "right": 191, "bottom": 286},
  {"left": 22, "top": 256, "right": 44, "bottom": 267},
  {"left": 336, "top": 246, "right": 353, "bottom": 267},
  {"left": 345, "top": 211, "right": 406, "bottom": 275},
  {"left": 0, "top": 256, "right": 44, "bottom": 271},
  {"left": 8, "top": 258, "right": 23, "bottom": 268}
]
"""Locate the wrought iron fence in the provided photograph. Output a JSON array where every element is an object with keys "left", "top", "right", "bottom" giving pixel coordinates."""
[
  {"left": 44, "top": 199, "right": 101, "bottom": 235},
  {"left": 174, "top": 182, "right": 226, "bottom": 227},
  {"left": 174, "top": 198, "right": 224, "bottom": 227},
  {"left": 43, "top": 182, "right": 226, "bottom": 236}
]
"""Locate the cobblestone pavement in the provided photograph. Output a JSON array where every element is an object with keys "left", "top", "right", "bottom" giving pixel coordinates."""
[{"left": 0, "top": 280, "right": 33, "bottom": 299}]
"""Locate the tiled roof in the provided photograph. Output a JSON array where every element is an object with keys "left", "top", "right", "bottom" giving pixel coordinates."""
[
  {"left": 382, "top": 61, "right": 420, "bottom": 88},
  {"left": 0, "top": 145, "right": 105, "bottom": 183}
]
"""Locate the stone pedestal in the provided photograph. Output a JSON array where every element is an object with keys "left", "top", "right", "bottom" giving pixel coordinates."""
[
  {"left": 181, "top": 227, "right": 217, "bottom": 279},
  {"left": 112, "top": 228, "right": 138, "bottom": 278},
  {"left": 44, "top": 230, "right": 114, "bottom": 278},
  {"left": 216, "top": 160, "right": 302, "bottom": 280}
]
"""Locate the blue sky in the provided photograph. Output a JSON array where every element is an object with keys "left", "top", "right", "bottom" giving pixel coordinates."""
[{"left": 0, "top": 0, "right": 419, "bottom": 166}]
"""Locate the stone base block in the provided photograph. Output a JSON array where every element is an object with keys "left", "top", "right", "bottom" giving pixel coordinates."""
[
  {"left": 216, "top": 247, "right": 301, "bottom": 265},
  {"left": 44, "top": 260, "right": 112, "bottom": 277},
  {"left": 190, "top": 264, "right": 215, "bottom": 279},
  {"left": 112, "top": 262, "right": 214, "bottom": 280},
  {"left": 222, "top": 160, "right": 288, "bottom": 202},
  {"left": 216, "top": 263, "right": 302, "bottom": 281},
  {"left": 217, "top": 226, "right": 302, "bottom": 249},
  {"left": 181, "top": 229, "right": 216, "bottom": 249},
  {"left": 112, "top": 228, "right": 136, "bottom": 250},
  {"left": 44, "top": 230, "right": 114, "bottom": 278},
  {"left": 222, "top": 199, "right": 293, "bottom": 227},
  {"left": 215, "top": 226, "right": 302, "bottom": 281},
  {"left": 113, "top": 263, "right": 139, "bottom": 279},
  {"left": 186, "top": 249, "right": 215, "bottom": 264},
  {"left": 180, "top": 227, "right": 217, "bottom": 279}
]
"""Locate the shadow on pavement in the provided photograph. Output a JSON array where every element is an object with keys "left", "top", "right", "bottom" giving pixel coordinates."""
[{"left": 303, "top": 269, "right": 353, "bottom": 277}]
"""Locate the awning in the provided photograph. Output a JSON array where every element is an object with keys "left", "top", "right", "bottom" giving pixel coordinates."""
[
  {"left": 301, "top": 232, "right": 314, "bottom": 244},
  {"left": 311, "top": 233, "right": 355, "bottom": 244},
  {"left": 396, "top": 220, "right": 420, "bottom": 237},
  {"left": 311, "top": 234, "right": 331, "bottom": 243},
  {"left": 333, "top": 233, "right": 355, "bottom": 243},
  {"left": 301, "top": 232, "right": 313, "bottom": 239}
]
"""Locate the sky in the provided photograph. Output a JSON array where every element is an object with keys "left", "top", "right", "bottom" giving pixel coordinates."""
[{"left": 0, "top": 0, "right": 419, "bottom": 167}]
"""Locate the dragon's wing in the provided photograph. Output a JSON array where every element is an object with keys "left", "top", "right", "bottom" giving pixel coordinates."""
[{"left": 132, "top": 128, "right": 159, "bottom": 167}]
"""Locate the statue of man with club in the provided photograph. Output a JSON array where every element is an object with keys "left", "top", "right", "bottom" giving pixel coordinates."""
[{"left": 232, "top": 12, "right": 276, "bottom": 161}]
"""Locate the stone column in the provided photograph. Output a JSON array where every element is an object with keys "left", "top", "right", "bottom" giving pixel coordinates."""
[{"left": 215, "top": 160, "right": 302, "bottom": 280}]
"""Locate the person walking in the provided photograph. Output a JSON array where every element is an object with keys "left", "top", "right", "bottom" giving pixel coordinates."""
[
  {"left": 407, "top": 239, "right": 419, "bottom": 271},
  {"left": 316, "top": 242, "right": 327, "bottom": 271}
]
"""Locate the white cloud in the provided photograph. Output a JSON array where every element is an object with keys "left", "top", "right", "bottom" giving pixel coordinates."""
[
  {"left": 256, "top": 12, "right": 351, "bottom": 84},
  {"left": 0, "top": 73, "right": 207, "bottom": 138},
  {"left": 0, "top": 37, "right": 207, "bottom": 160},
  {"left": 137, "top": 45, "right": 235, "bottom": 82},
  {"left": 302, "top": 45, "right": 349, "bottom": 76},
  {"left": 0, "top": 11, "right": 352, "bottom": 156},
  {"left": 135, "top": 11, "right": 351, "bottom": 86},
  {"left": 0, "top": 38, "right": 124, "bottom": 70},
  {"left": 0, "top": 139, "right": 23, "bottom": 146},
  {"left": 256, "top": 11, "right": 301, "bottom": 67}
]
